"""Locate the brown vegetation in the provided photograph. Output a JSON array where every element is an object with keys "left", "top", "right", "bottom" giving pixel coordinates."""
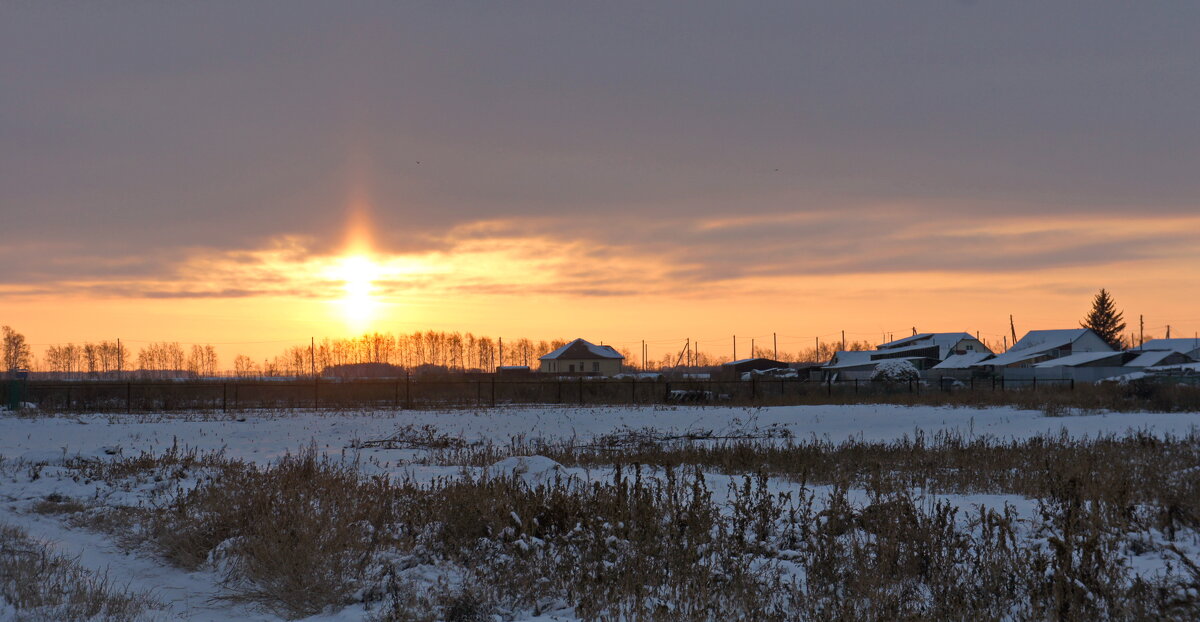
[{"left": 34, "top": 431, "right": 1200, "bottom": 621}]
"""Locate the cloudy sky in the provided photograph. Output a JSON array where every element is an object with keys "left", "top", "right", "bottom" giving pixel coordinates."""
[{"left": 3, "top": 2, "right": 1198, "bottom": 361}]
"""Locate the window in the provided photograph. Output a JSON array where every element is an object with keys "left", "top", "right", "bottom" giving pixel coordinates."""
[
  {"left": 593, "top": 362, "right": 600, "bottom": 372},
  {"left": 568, "top": 364, "right": 575, "bottom": 372}
]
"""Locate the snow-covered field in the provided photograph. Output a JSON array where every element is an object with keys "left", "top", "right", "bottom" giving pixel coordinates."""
[{"left": 2, "top": 404, "right": 1199, "bottom": 621}]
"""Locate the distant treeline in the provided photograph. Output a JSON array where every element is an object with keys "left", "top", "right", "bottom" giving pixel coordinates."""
[{"left": 6, "top": 327, "right": 887, "bottom": 378}]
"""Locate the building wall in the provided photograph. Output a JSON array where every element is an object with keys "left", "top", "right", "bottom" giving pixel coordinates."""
[
  {"left": 538, "top": 358, "right": 623, "bottom": 376},
  {"left": 1074, "top": 331, "right": 1114, "bottom": 352},
  {"left": 952, "top": 337, "right": 992, "bottom": 355}
]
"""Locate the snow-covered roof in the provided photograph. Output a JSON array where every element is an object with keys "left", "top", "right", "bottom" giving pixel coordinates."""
[
  {"left": 722, "top": 357, "right": 786, "bottom": 366},
  {"left": 823, "top": 350, "right": 875, "bottom": 369},
  {"left": 1033, "top": 351, "right": 1123, "bottom": 368},
  {"left": 984, "top": 329, "right": 1106, "bottom": 367},
  {"left": 1140, "top": 339, "right": 1200, "bottom": 354},
  {"left": 1009, "top": 329, "right": 1089, "bottom": 353},
  {"left": 1126, "top": 350, "right": 1182, "bottom": 368},
  {"left": 932, "top": 352, "right": 993, "bottom": 369},
  {"left": 538, "top": 338, "right": 624, "bottom": 360},
  {"left": 878, "top": 332, "right": 975, "bottom": 351},
  {"left": 875, "top": 332, "right": 990, "bottom": 361}
]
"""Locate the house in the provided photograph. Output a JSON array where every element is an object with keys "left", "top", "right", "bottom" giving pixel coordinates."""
[
  {"left": 825, "top": 332, "right": 991, "bottom": 380},
  {"left": 1034, "top": 349, "right": 1194, "bottom": 371},
  {"left": 538, "top": 338, "right": 624, "bottom": 376},
  {"left": 980, "top": 329, "right": 1112, "bottom": 371},
  {"left": 1012, "top": 345, "right": 1195, "bottom": 383},
  {"left": 1139, "top": 339, "right": 1200, "bottom": 360}
]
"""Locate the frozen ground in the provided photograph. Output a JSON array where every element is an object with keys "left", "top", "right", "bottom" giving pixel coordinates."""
[{"left": 1, "top": 404, "right": 1198, "bottom": 620}]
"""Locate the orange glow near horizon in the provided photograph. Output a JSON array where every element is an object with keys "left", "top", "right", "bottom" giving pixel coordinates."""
[{"left": 5, "top": 210, "right": 1200, "bottom": 370}]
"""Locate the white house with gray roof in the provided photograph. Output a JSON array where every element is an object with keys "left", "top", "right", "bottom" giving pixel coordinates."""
[{"left": 538, "top": 338, "right": 624, "bottom": 376}]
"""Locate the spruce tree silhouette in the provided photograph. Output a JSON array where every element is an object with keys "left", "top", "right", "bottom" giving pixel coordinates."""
[{"left": 1081, "top": 289, "right": 1126, "bottom": 350}]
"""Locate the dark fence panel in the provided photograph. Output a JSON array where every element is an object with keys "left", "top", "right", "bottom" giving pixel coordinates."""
[{"left": 0, "top": 375, "right": 1093, "bottom": 413}]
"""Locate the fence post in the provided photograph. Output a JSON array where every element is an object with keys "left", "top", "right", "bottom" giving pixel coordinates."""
[
  {"left": 405, "top": 373, "right": 411, "bottom": 409},
  {"left": 579, "top": 376, "right": 584, "bottom": 405},
  {"left": 1070, "top": 378, "right": 1075, "bottom": 391},
  {"left": 491, "top": 377, "right": 496, "bottom": 408},
  {"left": 827, "top": 377, "right": 832, "bottom": 397},
  {"left": 631, "top": 377, "right": 637, "bottom": 404},
  {"left": 854, "top": 378, "right": 859, "bottom": 394},
  {"left": 233, "top": 383, "right": 238, "bottom": 410},
  {"left": 394, "top": 380, "right": 400, "bottom": 409},
  {"left": 314, "top": 377, "right": 319, "bottom": 409},
  {"left": 1032, "top": 377, "right": 1037, "bottom": 392},
  {"left": 222, "top": 383, "right": 227, "bottom": 413},
  {"left": 908, "top": 379, "right": 913, "bottom": 394},
  {"left": 126, "top": 382, "right": 132, "bottom": 413}
]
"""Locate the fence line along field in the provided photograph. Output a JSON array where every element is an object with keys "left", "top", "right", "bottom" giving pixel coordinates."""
[{"left": 7, "top": 375, "right": 1200, "bottom": 416}]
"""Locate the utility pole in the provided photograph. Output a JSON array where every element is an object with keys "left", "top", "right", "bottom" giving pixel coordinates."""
[
  {"left": 641, "top": 340, "right": 645, "bottom": 371},
  {"left": 116, "top": 338, "right": 122, "bottom": 379},
  {"left": 1003, "top": 335, "right": 1008, "bottom": 351},
  {"left": 733, "top": 335, "right": 737, "bottom": 361},
  {"left": 751, "top": 338, "right": 755, "bottom": 359},
  {"left": 841, "top": 330, "right": 845, "bottom": 351},
  {"left": 1009, "top": 315, "right": 1017, "bottom": 347},
  {"left": 1139, "top": 316, "right": 1144, "bottom": 349},
  {"left": 310, "top": 337, "right": 316, "bottom": 377},
  {"left": 814, "top": 336, "right": 819, "bottom": 359},
  {"left": 499, "top": 337, "right": 503, "bottom": 368},
  {"left": 1166, "top": 325, "right": 1171, "bottom": 339},
  {"left": 912, "top": 326, "right": 917, "bottom": 336},
  {"left": 773, "top": 333, "right": 777, "bottom": 360}
]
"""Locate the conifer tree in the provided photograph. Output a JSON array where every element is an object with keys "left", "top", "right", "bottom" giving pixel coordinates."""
[{"left": 1081, "top": 289, "right": 1126, "bottom": 350}]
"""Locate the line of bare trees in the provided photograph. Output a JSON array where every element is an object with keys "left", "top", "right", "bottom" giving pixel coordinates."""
[
  {"left": 27, "top": 338, "right": 219, "bottom": 379},
  {"left": 7, "top": 325, "right": 898, "bottom": 380},
  {"left": 236, "top": 332, "right": 587, "bottom": 378}
]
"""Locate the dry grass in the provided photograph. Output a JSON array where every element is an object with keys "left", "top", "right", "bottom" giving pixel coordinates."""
[
  {"left": 145, "top": 445, "right": 398, "bottom": 618},
  {"left": 43, "top": 430, "right": 1200, "bottom": 621},
  {"left": 0, "top": 521, "right": 161, "bottom": 621}
]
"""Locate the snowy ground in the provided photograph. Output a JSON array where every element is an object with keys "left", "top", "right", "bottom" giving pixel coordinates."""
[{"left": 2, "top": 404, "right": 1199, "bottom": 620}]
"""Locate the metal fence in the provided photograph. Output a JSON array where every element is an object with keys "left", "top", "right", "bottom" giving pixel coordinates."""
[{"left": 0, "top": 375, "right": 1079, "bottom": 413}]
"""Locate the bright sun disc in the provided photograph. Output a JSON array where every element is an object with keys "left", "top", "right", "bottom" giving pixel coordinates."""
[{"left": 332, "top": 254, "right": 381, "bottom": 331}]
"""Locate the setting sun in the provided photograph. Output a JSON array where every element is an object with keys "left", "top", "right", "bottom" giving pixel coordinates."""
[{"left": 329, "top": 254, "right": 382, "bottom": 332}]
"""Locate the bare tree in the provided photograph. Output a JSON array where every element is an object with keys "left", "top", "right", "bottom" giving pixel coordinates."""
[
  {"left": 233, "top": 354, "right": 257, "bottom": 378},
  {"left": 2, "top": 326, "right": 32, "bottom": 372}
]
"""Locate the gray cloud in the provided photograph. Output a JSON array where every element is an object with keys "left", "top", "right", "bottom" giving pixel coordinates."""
[{"left": 2, "top": 2, "right": 1198, "bottom": 292}]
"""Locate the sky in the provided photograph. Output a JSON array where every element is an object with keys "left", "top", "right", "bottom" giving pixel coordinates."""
[{"left": 2, "top": 2, "right": 1199, "bottom": 365}]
